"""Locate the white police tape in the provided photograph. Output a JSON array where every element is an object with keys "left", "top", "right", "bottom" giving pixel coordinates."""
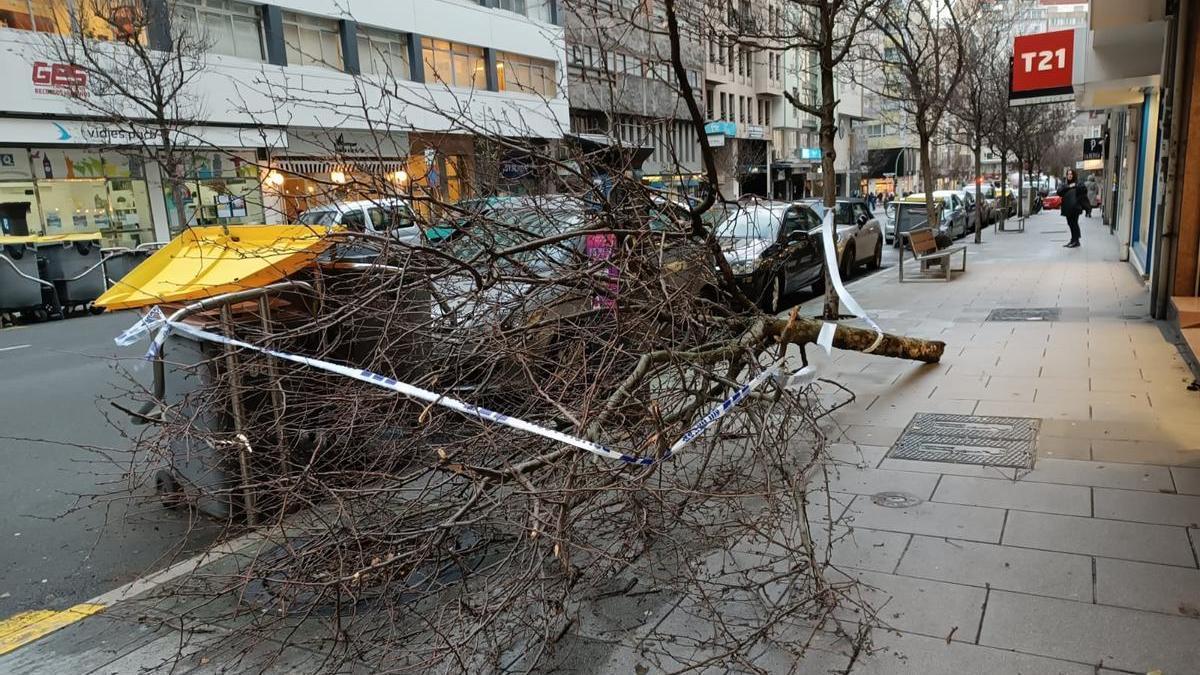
[
  {"left": 815, "top": 209, "right": 884, "bottom": 355},
  {"left": 114, "top": 306, "right": 165, "bottom": 347},
  {"left": 118, "top": 313, "right": 817, "bottom": 466}
]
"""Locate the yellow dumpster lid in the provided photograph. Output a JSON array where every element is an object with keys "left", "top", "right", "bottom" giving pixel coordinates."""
[
  {"left": 0, "top": 235, "right": 38, "bottom": 246},
  {"left": 35, "top": 232, "right": 104, "bottom": 243},
  {"left": 95, "top": 225, "right": 337, "bottom": 311}
]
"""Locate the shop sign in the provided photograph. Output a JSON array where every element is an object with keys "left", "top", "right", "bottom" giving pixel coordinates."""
[
  {"left": 31, "top": 61, "right": 87, "bottom": 98},
  {"left": 798, "top": 147, "right": 822, "bottom": 161},
  {"left": 703, "top": 121, "right": 736, "bottom": 137},
  {"left": 706, "top": 134, "right": 726, "bottom": 148},
  {"left": 0, "top": 118, "right": 286, "bottom": 148},
  {"left": 1010, "top": 29, "right": 1076, "bottom": 106},
  {"left": 1082, "top": 137, "right": 1104, "bottom": 160},
  {"left": 745, "top": 125, "right": 765, "bottom": 140}
]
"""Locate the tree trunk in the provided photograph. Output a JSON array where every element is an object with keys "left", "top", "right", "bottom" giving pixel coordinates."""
[
  {"left": 819, "top": 49, "right": 840, "bottom": 320},
  {"left": 918, "top": 130, "right": 937, "bottom": 234},
  {"left": 1017, "top": 158, "right": 1024, "bottom": 218},
  {"left": 771, "top": 315, "right": 946, "bottom": 363},
  {"left": 973, "top": 137, "right": 983, "bottom": 244},
  {"left": 1000, "top": 151, "right": 1008, "bottom": 228}
]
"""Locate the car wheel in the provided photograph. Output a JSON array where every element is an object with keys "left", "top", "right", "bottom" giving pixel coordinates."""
[
  {"left": 811, "top": 271, "right": 826, "bottom": 295},
  {"left": 869, "top": 239, "right": 882, "bottom": 270},
  {"left": 765, "top": 273, "right": 785, "bottom": 314},
  {"left": 840, "top": 244, "right": 855, "bottom": 279}
]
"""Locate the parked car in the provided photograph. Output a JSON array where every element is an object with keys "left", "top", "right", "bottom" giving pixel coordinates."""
[
  {"left": 957, "top": 190, "right": 985, "bottom": 234},
  {"left": 798, "top": 198, "right": 884, "bottom": 278},
  {"left": 1042, "top": 193, "right": 1062, "bottom": 210},
  {"left": 960, "top": 184, "right": 997, "bottom": 224},
  {"left": 893, "top": 192, "right": 969, "bottom": 244},
  {"left": 716, "top": 201, "right": 827, "bottom": 313},
  {"left": 297, "top": 198, "right": 420, "bottom": 243}
]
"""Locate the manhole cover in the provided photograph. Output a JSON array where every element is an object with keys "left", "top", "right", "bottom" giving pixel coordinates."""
[
  {"left": 872, "top": 491, "right": 922, "bottom": 508},
  {"left": 886, "top": 413, "right": 1038, "bottom": 468},
  {"left": 986, "top": 307, "right": 1061, "bottom": 322}
]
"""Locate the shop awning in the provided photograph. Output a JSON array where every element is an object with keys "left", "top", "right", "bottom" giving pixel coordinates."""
[{"left": 95, "top": 225, "right": 336, "bottom": 311}]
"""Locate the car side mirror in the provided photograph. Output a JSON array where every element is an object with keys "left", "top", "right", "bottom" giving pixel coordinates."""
[{"left": 856, "top": 214, "right": 869, "bottom": 227}]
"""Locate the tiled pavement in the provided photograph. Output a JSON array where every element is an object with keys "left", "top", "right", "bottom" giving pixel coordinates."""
[{"left": 790, "top": 212, "right": 1200, "bottom": 673}]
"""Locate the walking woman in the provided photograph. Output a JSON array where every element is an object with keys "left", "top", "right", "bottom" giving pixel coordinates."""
[{"left": 1056, "top": 169, "right": 1089, "bottom": 248}]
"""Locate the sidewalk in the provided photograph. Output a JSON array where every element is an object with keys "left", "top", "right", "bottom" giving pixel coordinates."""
[
  {"left": 4, "top": 211, "right": 1200, "bottom": 673},
  {"left": 788, "top": 210, "right": 1200, "bottom": 673}
]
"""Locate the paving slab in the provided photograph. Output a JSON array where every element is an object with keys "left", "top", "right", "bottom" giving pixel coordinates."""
[
  {"left": 979, "top": 590, "right": 1200, "bottom": 673},
  {"left": 1002, "top": 510, "right": 1196, "bottom": 566},
  {"left": 876, "top": 457, "right": 1017, "bottom": 479},
  {"left": 1172, "top": 466, "right": 1200, "bottom": 495},
  {"left": 814, "top": 526, "right": 910, "bottom": 575},
  {"left": 1089, "top": 438, "right": 1198, "bottom": 466},
  {"left": 894, "top": 536, "right": 1091, "bottom": 602},
  {"left": 1092, "top": 487, "right": 1200, "bottom": 527},
  {"left": 1094, "top": 557, "right": 1200, "bottom": 617},
  {"left": 841, "top": 495, "right": 1006, "bottom": 543},
  {"left": 818, "top": 466, "right": 941, "bottom": 500},
  {"left": 1017, "top": 458, "right": 1175, "bottom": 491},
  {"left": 831, "top": 569, "right": 985, "bottom": 644},
  {"left": 932, "top": 475, "right": 1091, "bottom": 516}
]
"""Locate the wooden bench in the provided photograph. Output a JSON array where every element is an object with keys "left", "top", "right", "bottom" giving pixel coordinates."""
[
  {"left": 899, "top": 228, "right": 967, "bottom": 282},
  {"left": 998, "top": 215, "right": 1027, "bottom": 232}
]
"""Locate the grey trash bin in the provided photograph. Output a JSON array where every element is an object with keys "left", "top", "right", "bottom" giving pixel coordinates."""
[
  {"left": 0, "top": 239, "right": 50, "bottom": 317},
  {"left": 103, "top": 248, "right": 151, "bottom": 286},
  {"left": 37, "top": 235, "right": 106, "bottom": 312}
]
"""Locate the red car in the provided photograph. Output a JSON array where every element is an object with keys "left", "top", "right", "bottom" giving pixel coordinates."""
[{"left": 1043, "top": 194, "right": 1062, "bottom": 210}]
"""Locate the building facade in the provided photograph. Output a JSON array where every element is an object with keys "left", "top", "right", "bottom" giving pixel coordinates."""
[{"left": 0, "top": 0, "right": 569, "bottom": 246}]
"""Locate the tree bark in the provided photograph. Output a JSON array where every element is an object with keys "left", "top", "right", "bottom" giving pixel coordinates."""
[
  {"left": 973, "top": 137, "right": 983, "bottom": 244},
  {"left": 918, "top": 128, "right": 937, "bottom": 232},
  {"left": 769, "top": 315, "right": 946, "bottom": 363},
  {"left": 819, "top": 38, "right": 840, "bottom": 321}
]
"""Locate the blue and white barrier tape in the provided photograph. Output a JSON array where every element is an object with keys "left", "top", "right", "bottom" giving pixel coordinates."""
[{"left": 118, "top": 313, "right": 815, "bottom": 466}]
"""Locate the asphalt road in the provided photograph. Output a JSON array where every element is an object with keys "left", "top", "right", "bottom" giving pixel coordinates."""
[{"left": 0, "top": 312, "right": 217, "bottom": 618}]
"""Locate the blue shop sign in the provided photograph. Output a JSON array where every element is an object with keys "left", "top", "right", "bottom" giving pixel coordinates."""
[{"left": 704, "top": 121, "right": 737, "bottom": 137}]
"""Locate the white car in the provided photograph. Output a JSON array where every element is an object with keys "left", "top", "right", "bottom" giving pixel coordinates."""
[{"left": 296, "top": 197, "right": 420, "bottom": 244}]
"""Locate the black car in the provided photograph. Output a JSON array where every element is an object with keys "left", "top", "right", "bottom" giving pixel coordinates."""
[{"left": 716, "top": 201, "right": 827, "bottom": 313}]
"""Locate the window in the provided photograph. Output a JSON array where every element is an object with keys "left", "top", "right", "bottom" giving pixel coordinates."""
[
  {"left": 422, "top": 38, "right": 486, "bottom": 89},
  {"left": 706, "top": 89, "right": 713, "bottom": 119},
  {"left": 172, "top": 0, "right": 263, "bottom": 61},
  {"left": 719, "top": 92, "right": 726, "bottom": 121},
  {"left": 496, "top": 0, "right": 528, "bottom": 14},
  {"left": 0, "top": 0, "right": 136, "bottom": 39},
  {"left": 282, "top": 12, "right": 343, "bottom": 69},
  {"left": 496, "top": 51, "right": 556, "bottom": 97},
  {"left": 357, "top": 26, "right": 409, "bottom": 78}
]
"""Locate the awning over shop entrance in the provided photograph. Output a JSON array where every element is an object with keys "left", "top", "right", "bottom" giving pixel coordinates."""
[{"left": 866, "top": 148, "right": 913, "bottom": 179}]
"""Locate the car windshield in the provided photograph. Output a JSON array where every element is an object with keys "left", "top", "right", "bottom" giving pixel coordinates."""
[
  {"left": 296, "top": 209, "right": 339, "bottom": 226},
  {"left": 717, "top": 207, "right": 782, "bottom": 240},
  {"left": 446, "top": 208, "right": 581, "bottom": 272},
  {"left": 802, "top": 200, "right": 854, "bottom": 225}
]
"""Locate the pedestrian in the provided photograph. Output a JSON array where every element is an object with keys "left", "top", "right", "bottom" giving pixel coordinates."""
[
  {"left": 868, "top": 192, "right": 877, "bottom": 210},
  {"left": 1056, "top": 168, "right": 1088, "bottom": 248},
  {"left": 1084, "top": 174, "right": 1099, "bottom": 218}
]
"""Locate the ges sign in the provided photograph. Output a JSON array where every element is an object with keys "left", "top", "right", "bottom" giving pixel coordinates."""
[
  {"left": 32, "top": 62, "right": 88, "bottom": 97},
  {"left": 1010, "top": 29, "right": 1074, "bottom": 104}
]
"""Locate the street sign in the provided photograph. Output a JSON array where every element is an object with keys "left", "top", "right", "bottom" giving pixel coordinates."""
[
  {"left": 1010, "top": 29, "right": 1076, "bottom": 106},
  {"left": 1083, "top": 137, "right": 1104, "bottom": 160}
]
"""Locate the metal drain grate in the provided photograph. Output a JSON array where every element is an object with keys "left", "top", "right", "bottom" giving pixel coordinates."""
[
  {"left": 986, "top": 307, "right": 1061, "bottom": 322},
  {"left": 886, "top": 413, "right": 1039, "bottom": 468}
]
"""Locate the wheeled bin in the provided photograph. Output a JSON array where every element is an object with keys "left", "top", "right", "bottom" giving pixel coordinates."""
[
  {"left": 36, "top": 233, "right": 106, "bottom": 314},
  {"left": 0, "top": 236, "right": 58, "bottom": 321}
]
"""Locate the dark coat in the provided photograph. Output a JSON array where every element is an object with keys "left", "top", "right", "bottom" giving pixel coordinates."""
[{"left": 1057, "top": 182, "right": 1089, "bottom": 217}]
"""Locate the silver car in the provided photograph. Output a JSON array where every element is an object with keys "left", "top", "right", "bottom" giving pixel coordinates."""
[{"left": 799, "top": 198, "right": 884, "bottom": 278}]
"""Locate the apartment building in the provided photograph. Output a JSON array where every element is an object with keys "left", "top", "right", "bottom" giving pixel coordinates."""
[
  {"left": 0, "top": 0, "right": 568, "bottom": 244},
  {"left": 563, "top": 0, "right": 705, "bottom": 192}
]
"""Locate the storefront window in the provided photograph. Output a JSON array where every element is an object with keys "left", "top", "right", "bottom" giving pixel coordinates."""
[
  {"left": 166, "top": 152, "right": 266, "bottom": 234},
  {"left": 28, "top": 149, "right": 154, "bottom": 248}
]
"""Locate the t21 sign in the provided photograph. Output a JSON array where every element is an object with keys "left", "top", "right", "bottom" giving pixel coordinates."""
[{"left": 1010, "top": 29, "right": 1076, "bottom": 106}]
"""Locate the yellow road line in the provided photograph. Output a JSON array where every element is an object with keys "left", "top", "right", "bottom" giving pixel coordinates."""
[{"left": 0, "top": 603, "right": 106, "bottom": 655}]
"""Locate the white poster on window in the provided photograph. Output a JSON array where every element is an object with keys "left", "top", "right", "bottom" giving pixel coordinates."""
[{"left": 0, "top": 147, "right": 31, "bottom": 180}]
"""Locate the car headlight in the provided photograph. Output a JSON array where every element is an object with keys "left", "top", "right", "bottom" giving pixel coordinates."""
[{"left": 729, "top": 259, "right": 757, "bottom": 276}]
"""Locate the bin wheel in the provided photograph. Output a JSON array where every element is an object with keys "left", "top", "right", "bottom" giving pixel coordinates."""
[
  {"left": 88, "top": 303, "right": 105, "bottom": 316},
  {"left": 155, "top": 469, "right": 184, "bottom": 509}
]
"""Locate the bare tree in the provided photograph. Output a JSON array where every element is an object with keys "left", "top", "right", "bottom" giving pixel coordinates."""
[
  {"left": 859, "top": 0, "right": 971, "bottom": 235},
  {"left": 947, "top": 5, "right": 1010, "bottom": 243}
]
